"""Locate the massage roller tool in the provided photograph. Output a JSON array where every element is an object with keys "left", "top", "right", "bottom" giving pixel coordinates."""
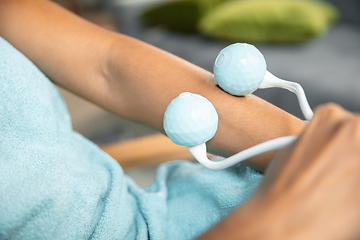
[
  {"left": 164, "top": 43, "right": 314, "bottom": 170},
  {"left": 164, "top": 92, "right": 297, "bottom": 170},
  {"left": 214, "top": 43, "right": 313, "bottom": 120},
  {"left": 164, "top": 92, "right": 218, "bottom": 147}
]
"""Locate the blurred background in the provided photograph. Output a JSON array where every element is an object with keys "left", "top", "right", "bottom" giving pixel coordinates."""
[{"left": 53, "top": 0, "right": 360, "bottom": 186}]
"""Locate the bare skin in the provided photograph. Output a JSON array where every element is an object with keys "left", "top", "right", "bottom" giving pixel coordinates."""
[
  {"left": 0, "top": 0, "right": 305, "bottom": 172},
  {"left": 199, "top": 104, "right": 360, "bottom": 240},
  {"left": 2, "top": 1, "right": 360, "bottom": 239}
]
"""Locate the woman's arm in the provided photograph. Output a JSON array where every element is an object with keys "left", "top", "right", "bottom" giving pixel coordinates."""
[{"left": 0, "top": 0, "right": 306, "bottom": 171}]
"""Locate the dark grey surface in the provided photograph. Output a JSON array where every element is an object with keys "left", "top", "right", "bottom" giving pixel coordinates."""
[
  {"left": 111, "top": 1, "right": 360, "bottom": 119},
  {"left": 88, "top": 116, "right": 157, "bottom": 145},
  {"left": 327, "top": 0, "right": 360, "bottom": 25}
]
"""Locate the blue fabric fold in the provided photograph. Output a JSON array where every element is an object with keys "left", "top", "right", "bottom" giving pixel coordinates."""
[{"left": 0, "top": 36, "right": 263, "bottom": 240}]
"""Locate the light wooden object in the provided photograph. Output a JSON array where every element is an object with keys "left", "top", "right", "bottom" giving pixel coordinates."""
[{"left": 101, "top": 133, "right": 214, "bottom": 169}]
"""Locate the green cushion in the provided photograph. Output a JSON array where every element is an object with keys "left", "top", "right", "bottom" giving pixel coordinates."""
[
  {"left": 141, "top": 0, "right": 200, "bottom": 33},
  {"left": 141, "top": 0, "right": 228, "bottom": 33},
  {"left": 197, "top": 0, "right": 229, "bottom": 16},
  {"left": 198, "top": 0, "right": 339, "bottom": 43}
]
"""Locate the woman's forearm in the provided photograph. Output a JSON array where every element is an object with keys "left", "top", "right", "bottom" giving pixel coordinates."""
[
  {"left": 0, "top": 0, "right": 306, "bottom": 171},
  {"left": 104, "top": 35, "right": 306, "bottom": 171}
]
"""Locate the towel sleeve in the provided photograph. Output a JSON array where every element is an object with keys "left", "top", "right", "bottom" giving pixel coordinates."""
[{"left": 0, "top": 36, "right": 263, "bottom": 240}]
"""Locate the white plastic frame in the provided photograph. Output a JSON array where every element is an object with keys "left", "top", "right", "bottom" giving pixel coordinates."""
[{"left": 187, "top": 70, "right": 313, "bottom": 170}]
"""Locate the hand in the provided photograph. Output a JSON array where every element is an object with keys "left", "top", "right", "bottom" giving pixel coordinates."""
[
  {"left": 257, "top": 103, "right": 360, "bottom": 239},
  {"left": 200, "top": 103, "right": 360, "bottom": 240}
]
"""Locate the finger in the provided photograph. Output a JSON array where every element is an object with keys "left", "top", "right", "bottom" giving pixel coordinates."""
[
  {"left": 312, "top": 103, "right": 353, "bottom": 123},
  {"left": 304, "top": 103, "right": 354, "bottom": 138}
]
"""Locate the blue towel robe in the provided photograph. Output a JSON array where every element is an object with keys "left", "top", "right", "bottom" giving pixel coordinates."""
[{"left": 0, "top": 36, "right": 263, "bottom": 240}]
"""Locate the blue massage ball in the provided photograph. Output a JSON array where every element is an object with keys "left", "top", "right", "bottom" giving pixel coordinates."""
[
  {"left": 214, "top": 43, "right": 267, "bottom": 96},
  {"left": 164, "top": 92, "right": 218, "bottom": 147}
]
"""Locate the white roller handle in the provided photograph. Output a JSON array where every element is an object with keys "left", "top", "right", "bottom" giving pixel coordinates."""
[
  {"left": 260, "top": 71, "right": 313, "bottom": 120},
  {"left": 187, "top": 136, "right": 297, "bottom": 170}
]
